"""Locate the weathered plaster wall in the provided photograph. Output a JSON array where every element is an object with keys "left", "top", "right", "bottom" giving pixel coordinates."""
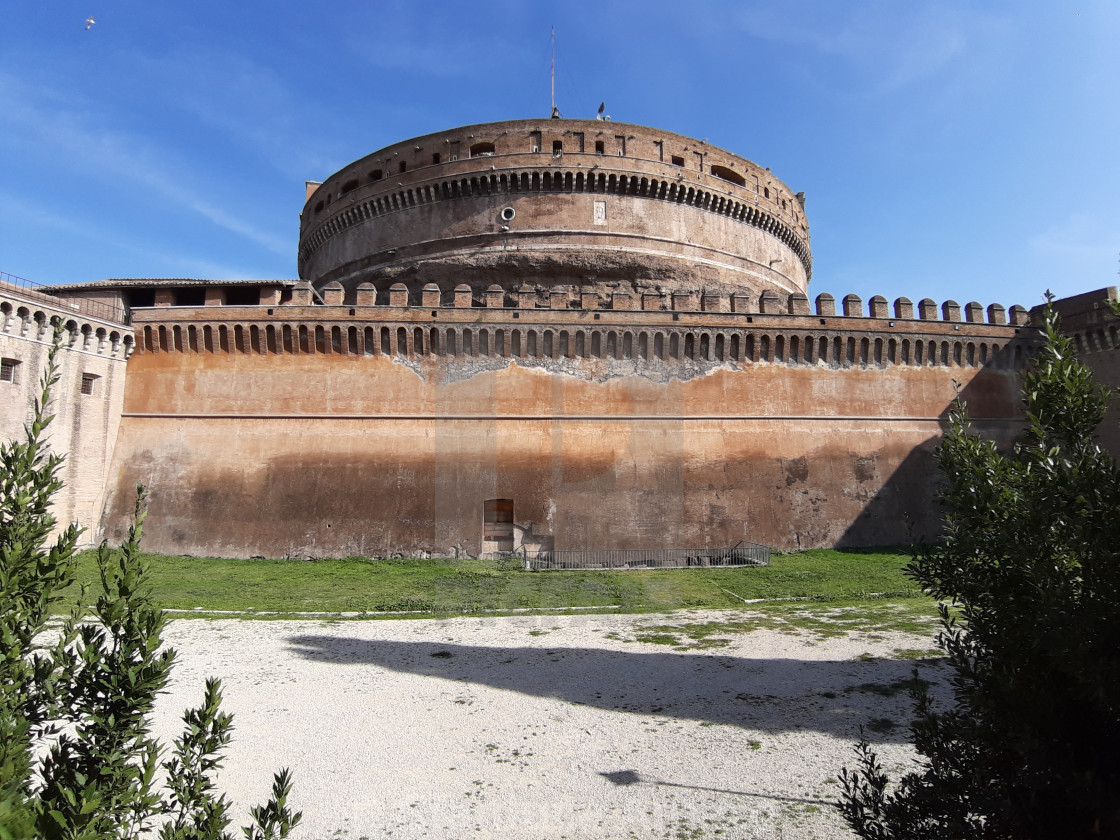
[{"left": 100, "top": 306, "right": 1027, "bottom": 558}]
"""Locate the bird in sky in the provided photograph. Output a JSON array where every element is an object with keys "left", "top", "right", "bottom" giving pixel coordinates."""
[{"left": 85, "top": 15, "right": 95, "bottom": 30}]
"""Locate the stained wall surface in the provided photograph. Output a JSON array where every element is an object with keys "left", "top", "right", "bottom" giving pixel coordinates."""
[{"left": 98, "top": 299, "right": 1030, "bottom": 558}]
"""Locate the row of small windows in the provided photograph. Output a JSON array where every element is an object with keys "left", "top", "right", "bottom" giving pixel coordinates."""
[
  {"left": 315, "top": 133, "right": 793, "bottom": 219},
  {"left": 0, "top": 357, "right": 99, "bottom": 395},
  {"left": 140, "top": 323, "right": 1025, "bottom": 370}
]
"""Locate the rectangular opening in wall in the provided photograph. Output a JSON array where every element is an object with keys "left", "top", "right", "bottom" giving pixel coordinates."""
[
  {"left": 127, "top": 289, "right": 156, "bottom": 308},
  {"left": 552, "top": 140, "right": 563, "bottom": 157},
  {"left": 225, "top": 287, "right": 260, "bottom": 306},
  {"left": 615, "top": 135, "right": 626, "bottom": 156},
  {"left": 80, "top": 373, "right": 98, "bottom": 396},
  {"left": 399, "top": 161, "right": 407, "bottom": 173},
  {"left": 431, "top": 153, "right": 441, "bottom": 165},
  {"left": 529, "top": 131, "right": 542, "bottom": 153},
  {"left": 671, "top": 155, "right": 684, "bottom": 166},
  {"left": 484, "top": 499, "right": 514, "bottom": 552},
  {"left": 0, "top": 358, "right": 19, "bottom": 383},
  {"left": 595, "top": 140, "right": 605, "bottom": 154},
  {"left": 173, "top": 287, "right": 206, "bottom": 307}
]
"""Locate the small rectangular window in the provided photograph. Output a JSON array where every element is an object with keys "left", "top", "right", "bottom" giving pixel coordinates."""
[
  {"left": 370, "top": 169, "right": 383, "bottom": 181},
  {"left": 595, "top": 140, "right": 605, "bottom": 154},
  {"left": 80, "top": 373, "right": 98, "bottom": 396},
  {"left": 552, "top": 140, "right": 563, "bottom": 157},
  {"left": 671, "top": 155, "right": 684, "bottom": 166},
  {"left": 399, "top": 161, "right": 407, "bottom": 173},
  {"left": 431, "top": 153, "right": 441, "bottom": 165},
  {"left": 0, "top": 357, "right": 19, "bottom": 383}
]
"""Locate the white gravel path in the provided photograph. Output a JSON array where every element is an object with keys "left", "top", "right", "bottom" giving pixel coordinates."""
[{"left": 151, "top": 610, "right": 946, "bottom": 840}]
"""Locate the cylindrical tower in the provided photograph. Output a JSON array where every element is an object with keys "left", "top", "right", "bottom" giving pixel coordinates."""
[{"left": 297, "top": 118, "right": 810, "bottom": 306}]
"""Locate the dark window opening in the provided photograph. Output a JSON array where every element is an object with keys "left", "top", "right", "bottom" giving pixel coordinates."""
[
  {"left": 552, "top": 140, "right": 563, "bottom": 157},
  {"left": 595, "top": 140, "right": 605, "bottom": 154},
  {"left": 370, "top": 169, "right": 383, "bottom": 181},
  {"left": 173, "top": 288, "right": 205, "bottom": 307},
  {"left": 710, "top": 164, "right": 746, "bottom": 187},
  {"left": 341, "top": 179, "right": 360, "bottom": 194},
  {"left": 225, "top": 287, "right": 261, "bottom": 306},
  {"left": 0, "top": 358, "right": 19, "bottom": 383},
  {"left": 431, "top": 153, "right": 441, "bottom": 165},
  {"left": 127, "top": 289, "right": 156, "bottom": 308},
  {"left": 764, "top": 187, "right": 770, "bottom": 199},
  {"left": 314, "top": 200, "right": 324, "bottom": 214},
  {"left": 469, "top": 141, "right": 496, "bottom": 157},
  {"left": 671, "top": 155, "right": 684, "bottom": 166},
  {"left": 399, "top": 161, "right": 407, "bottom": 173},
  {"left": 484, "top": 499, "right": 514, "bottom": 551},
  {"left": 80, "top": 373, "right": 98, "bottom": 396}
]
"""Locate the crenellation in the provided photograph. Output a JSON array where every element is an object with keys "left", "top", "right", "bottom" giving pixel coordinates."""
[
  {"left": 389, "top": 282, "right": 409, "bottom": 307},
  {"left": 815, "top": 293, "right": 835, "bottom": 317},
  {"left": 965, "top": 301, "right": 984, "bottom": 323},
  {"left": 788, "top": 293, "right": 810, "bottom": 315},
  {"left": 942, "top": 300, "right": 961, "bottom": 322},
  {"left": 894, "top": 297, "right": 914, "bottom": 320},
  {"left": 454, "top": 284, "right": 473, "bottom": 308},
  {"left": 842, "top": 294, "right": 862, "bottom": 317},
  {"left": 759, "top": 290, "right": 783, "bottom": 314},
  {"left": 868, "top": 296, "right": 889, "bottom": 319},
  {"left": 918, "top": 298, "right": 938, "bottom": 320},
  {"left": 987, "top": 303, "right": 1006, "bottom": 325}
]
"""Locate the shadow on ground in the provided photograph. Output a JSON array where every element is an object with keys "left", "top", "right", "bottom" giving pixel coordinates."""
[{"left": 285, "top": 636, "right": 945, "bottom": 743}]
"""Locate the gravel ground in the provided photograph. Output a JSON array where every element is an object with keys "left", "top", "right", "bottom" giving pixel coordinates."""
[{"left": 151, "top": 610, "right": 946, "bottom": 840}]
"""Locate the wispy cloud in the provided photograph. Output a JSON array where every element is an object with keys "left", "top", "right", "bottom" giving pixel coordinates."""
[
  {"left": 729, "top": 2, "right": 1010, "bottom": 97},
  {"left": 1030, "top": 212, "right": 1119, "bottom": 268},
  {"left": 0, "top": 73, "right": 289, "bottom": 256},
  {"left": 0, "top": 190, "right": 269, "bottom": 281}
]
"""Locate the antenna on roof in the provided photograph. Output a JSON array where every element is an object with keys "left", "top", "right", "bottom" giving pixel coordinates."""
[{"left": 550, "top": 27, "right": 561, "bottom": 118}]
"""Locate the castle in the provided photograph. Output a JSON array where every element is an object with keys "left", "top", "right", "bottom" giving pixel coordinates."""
[{"left": 3, "top": 117, "right": 1116, "bottom": 560}]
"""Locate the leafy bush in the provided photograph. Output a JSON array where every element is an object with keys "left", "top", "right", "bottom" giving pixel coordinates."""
[
  {"left": 0, "top": 333, "right": 301, "bottom": 840},
  {"left": 838, "top": 301, "right": 1120, "bottom": 839}
]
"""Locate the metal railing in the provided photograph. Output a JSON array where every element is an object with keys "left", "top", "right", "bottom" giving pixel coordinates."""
[
  {"left": 1, "top": 271, "right": 129, "bottom": 325},
  {"left": 504, "top": 542, "right": 771, "bottom": 571}
]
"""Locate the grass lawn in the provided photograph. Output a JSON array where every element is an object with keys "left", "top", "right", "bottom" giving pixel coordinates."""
[{"left": 62, "top": 547, "right": 936, "bottom": 628}]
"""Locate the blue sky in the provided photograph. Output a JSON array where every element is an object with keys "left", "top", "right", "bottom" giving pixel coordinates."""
[{"left": 1, "top": 1, "right": 1116, "bottom": 312}]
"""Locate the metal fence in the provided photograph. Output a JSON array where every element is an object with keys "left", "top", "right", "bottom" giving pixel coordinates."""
[
  {"left": 1, "top": 271, "right": 129, "bottom": 325},
  {"left": 504, "top": 542, "right": 771, "bottom": 571}
]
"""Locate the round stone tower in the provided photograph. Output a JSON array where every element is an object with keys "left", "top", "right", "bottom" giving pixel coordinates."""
[{"left": 297, "top": 118, "right": 811, "bottom": 306}]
